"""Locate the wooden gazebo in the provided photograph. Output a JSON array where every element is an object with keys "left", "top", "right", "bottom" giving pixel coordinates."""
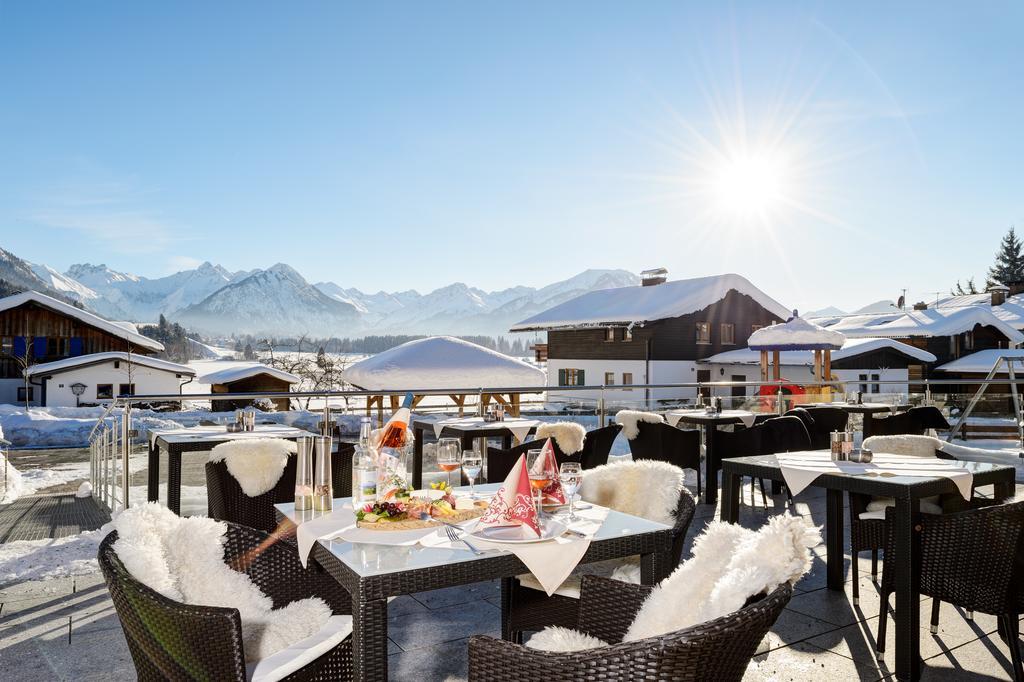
[{"left": 748, "top": 313, "right": 846, "bottom": 402}]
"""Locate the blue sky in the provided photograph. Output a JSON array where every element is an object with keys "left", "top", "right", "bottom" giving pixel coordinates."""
[{"left": 1, "top": 2, "right": 1022, "bottom": 313}]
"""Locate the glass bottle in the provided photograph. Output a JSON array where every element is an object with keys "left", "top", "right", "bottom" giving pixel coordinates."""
[
  {"left": 352, "top": 417, "right": 377, "bottom": 508},
  {"left": 378, "top": 393, "right": 413, "bottom": 499}
]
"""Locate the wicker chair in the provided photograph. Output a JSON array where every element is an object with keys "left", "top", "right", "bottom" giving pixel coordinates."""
[
  {"left": 876, "top": 501, "right": 1024, "bottom": 680},
  {"left": 578, "top": 424, "right": 622, "bottom": 470},
  {"left": 98, "top": 524, "right": 353, "bottom": 681},
  {"left": 473, "top": 576, "right": 791, "bottom": 682},
  {"left": 487, "top": 440, "right": 565, "bottom": 484},
  {"left": 502, "top": 484, "right": 696, "bottom": 642},
  {"left": 712, "top": 423, "right": 768, "bottom": 505},
  {"left": 207, "top": 442, "right": 354, "bottom": 533},
  {"left": 786, "top": 406, "right": 849, "bottom": 450},
  {"left": 628, "top": 421, "right": 702, "bottom": 498},
  {"left": 869, "top": 406, "right": 950, "bottom": 437}
]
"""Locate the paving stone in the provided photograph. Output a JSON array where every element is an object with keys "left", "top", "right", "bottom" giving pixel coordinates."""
[
  {"left": 0, "top": 575, "right": 75, "bottom": 601},
  {"left": 387, "top": 635, "right": 470, "bottom": 681},
  {"left": 413, "top": 580, "right": 500, "bottom": 610},
  {"left": 767, "top": 607, "right": 842, "bottom": 648},
  {"left": 919, "top": 632, "right": 1023, "bottom": 680},
  {"left": 388, "top": 598, "right": 499, "bottom": 652},
  {"left": 744, "top": 640, "right": 891, "bottom": 681},
  {"left": 787, "top": 575, "right": 921, "bottom": 628}
]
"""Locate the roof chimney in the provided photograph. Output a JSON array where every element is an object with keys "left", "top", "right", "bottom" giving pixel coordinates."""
[
  {"left": 1005, "top": 280, "right": 1024, "bottom": 297},
  {"left": 913, "top": 301, "right": 928, "bottom": 311},
  {"left": 640, "top": 267, "right": 668, "bottom": 287},
  {"left": 989, "top": 283, "right": 1010, "bottom": 306}
]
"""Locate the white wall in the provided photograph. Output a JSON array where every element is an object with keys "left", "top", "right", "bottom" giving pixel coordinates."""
[
  {"left": 698, "top": 362, "right": 911, "bottom": 398},
  {"left": 36, "top": 361, "right": 190, "bottom": 407},
  {"left": 0, "top": 378, "right": 27, "bottom": 406},
  {"left": 545, "top": 359, "right": 648, "bottom": 403}
]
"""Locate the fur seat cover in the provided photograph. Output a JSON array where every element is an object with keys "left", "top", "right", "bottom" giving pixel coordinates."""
[
  {"left": 535, "top": 422, "right": 586, "bottom": 455},
  {"left": 527, "top": 514, "right": 818, "bottom": 652},
  {"left": 110, "top": 503, "right": 332, "bottom": 662},
  {"left": 863, "top": 434, "right": 941, "bottom": 459},
  {"left": 209, "top": 438, "right": 298, "bottom": 497},
  {"left": 614, "top": 410, "right": 664, "bottom": 440}
]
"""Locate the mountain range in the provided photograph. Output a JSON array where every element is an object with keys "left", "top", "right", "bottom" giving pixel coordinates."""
[{"left": 0, "top": 246, "right": 638, "bottom": 338}]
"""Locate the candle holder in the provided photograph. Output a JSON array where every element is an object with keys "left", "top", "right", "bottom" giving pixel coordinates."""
[
  {"left": 313, "top": 435, "right": 333, "bottom": 511},
  {"left": 295, "top": 436, "right": 314, "bottom": 510}
]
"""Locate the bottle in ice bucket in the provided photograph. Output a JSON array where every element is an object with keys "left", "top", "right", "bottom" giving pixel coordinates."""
[
  {"left": 352, "top": 417, "right": 377, "bottom": 507},
  {"left": 378, "top": 392, "right": 413, "bottom": 500}
]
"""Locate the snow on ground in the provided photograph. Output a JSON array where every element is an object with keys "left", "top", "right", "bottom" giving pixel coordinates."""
[
  {"left": 0, "top": 529, "right": 104, "bottom": 582},
  {"left": 0, "top": 453, "right": 26, "bottom": 504}
]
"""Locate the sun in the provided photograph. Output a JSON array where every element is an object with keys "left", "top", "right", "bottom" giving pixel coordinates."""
[{"left": 711, "top": 152, "right": 789, "bottom": 219}]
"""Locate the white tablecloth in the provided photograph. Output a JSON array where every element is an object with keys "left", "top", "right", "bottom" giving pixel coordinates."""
[
  {"left": 776, "top": 451, "right": 973, "bottom": 498},
  {"left": 428, "top": 417, "right": 539, "bottom": 444},
  {"left": 665, "top": 409, "right": 756, "bottom": 428}
]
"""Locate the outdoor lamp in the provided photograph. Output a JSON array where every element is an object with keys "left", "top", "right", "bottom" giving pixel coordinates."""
[{"left": 71, "top": 382, "right": 87, "bottom": 407}]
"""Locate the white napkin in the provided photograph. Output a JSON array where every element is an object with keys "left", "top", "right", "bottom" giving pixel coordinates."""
[
  {"left": 431, "top": 416, "right": 536, "bottom": 444},
  {"left": 296, "top": 505, "right": 355, "bottom": 568},
  {"left": 665, "top": 410, "right": 755, "bottom": 428},
  {"left": 776, "top": 451, "right": 973, "bottom": 499}
]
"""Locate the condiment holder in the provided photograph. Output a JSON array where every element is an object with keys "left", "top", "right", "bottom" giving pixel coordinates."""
[
  {"left": 830, "top": 430, "right": 854, "bottom": 461},
  {"left": 312, "top": 435, "right": 333, "bottom": 511},
  {"left": 294, "top": 436, "right": 315, "bottom": 510}
]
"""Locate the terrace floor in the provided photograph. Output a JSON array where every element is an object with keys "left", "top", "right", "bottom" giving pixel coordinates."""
[{"left": 0, "top": 471, "right": 1021, "bottom": 680}]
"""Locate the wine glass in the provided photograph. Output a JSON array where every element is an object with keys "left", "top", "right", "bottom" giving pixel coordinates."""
[
  {"left": 526, "top": 449, "right": 548, "bottom": 529},
  {"left": 559, "top": 462, "right": 583, "bottom": 522},
  {"left": 461, "top": 450, "right": 482, "bottom": 498},
  {"left": 437, "top": 438, "right": 461, "bottom": 488}
]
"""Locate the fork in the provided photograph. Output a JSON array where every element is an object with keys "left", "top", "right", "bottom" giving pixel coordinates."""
[{"left": 443, "top": 523, "right": 484, "bottom": 555}]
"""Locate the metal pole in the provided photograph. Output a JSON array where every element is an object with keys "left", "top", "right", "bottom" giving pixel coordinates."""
[
  {"left": 121, "top": 402, "right": 132, "bottom": 510},
  {"left": 322, "top": 402, "right": 331, "bottom": 436},
  {"left": 599, "top": 386, "right": 606, "bottom": 428}
]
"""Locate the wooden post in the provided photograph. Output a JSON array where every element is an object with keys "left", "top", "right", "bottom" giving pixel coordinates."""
[
  {"left": 449, "top": 394, "right": 466, "bottom": 416},
  {"left": 772, "top": 351, "right": 781, "bottom": 382},
  {"left": 760, "top": 351, "right": 769, "bottom": 382},
  {"left": 510, "top": 393, "right": 521, "bottom": 417},
  {"left": 823, "top": 350, "right": 833, "bottom": 401}
]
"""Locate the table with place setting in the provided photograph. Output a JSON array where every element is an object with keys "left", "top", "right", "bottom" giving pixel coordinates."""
[
  {"left": 410, "top": 415, "right": 542, "bottom": 488},
  {"left": 664, "top": 408, "right": 757, "bottom": 505},
  {"left": 720, "top": 449, "right": 1015, "bottom": 682}
]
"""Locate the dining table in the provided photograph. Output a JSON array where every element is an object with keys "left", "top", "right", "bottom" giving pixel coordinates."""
[
  {"left": 802, "top": 401, "right": 911, "bottom": 438},
  {"left": 664, "top": 409, "right": 757, "bottom": 506},
  {"left": 720, "top": 450, "right": 1015, "bottom": 681},
  {"left": 276, "top": 482, "right": 675, "bottom": 682},
  {"left": 410, "top": 416, "right": 542, "bottom": 488}
]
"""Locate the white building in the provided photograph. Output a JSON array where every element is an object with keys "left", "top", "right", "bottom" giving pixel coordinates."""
[{"left": 25, "top": 352, "right": 195, "bottom": 407}]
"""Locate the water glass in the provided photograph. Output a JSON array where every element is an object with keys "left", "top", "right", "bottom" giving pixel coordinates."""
[
  {"left": 437, "top": 437, "right": 461, "bottom": 488},
  {"left": 559, "top": 462, "right": 582, "bottom": 522},
  {"left": 461, "top": 450, "right": 482, "bottom": 497}
]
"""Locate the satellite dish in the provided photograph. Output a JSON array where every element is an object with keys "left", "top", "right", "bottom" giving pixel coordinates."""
[{"left": 897, "top": 295, "right": 905, "bottom": 310}]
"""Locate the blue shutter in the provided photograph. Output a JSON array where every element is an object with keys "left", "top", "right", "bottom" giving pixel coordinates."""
[
  {"left": 557, "top": 369, "right": 566, "bottom": 386},
  {"left": 69, "top": 337, "right": 84, "bottom": 356},
  {"left": 577, "top": 369, "right": 585, "bottom": 386},
  {"left": 13, "top": 337, "right": 26, "bottom": 358},
  {"left": 33, "top": 337, "right": 47, "bottom": 358}
]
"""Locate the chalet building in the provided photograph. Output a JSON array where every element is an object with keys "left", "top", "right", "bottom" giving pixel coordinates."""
[
  {"left": 200, "top": 365, "right": 299, "bottom": 412},
  {"left": 509, "top": 271, "right": 790, "bottom": 402},
  {"left": 25, "top": 352, "right": 194, "bottom": 407},
  {"left": 0, "top": 291, "right": 163, "bottom": 405}
]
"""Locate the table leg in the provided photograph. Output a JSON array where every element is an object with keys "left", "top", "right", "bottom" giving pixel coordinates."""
[
  {"left": 167, "top": 446, "right": 182, "bottom": 516},
  {"left": 826, "top": 489, "right": 845, "bottom": 591},
  {"left": 147, "top": 441, "right": 160, "bottom": 503},
  {"left": 863, "top": 413, "right": 874, "bottom": 439},
  {"left": 894, "top": 497, "right": 922, "bottom": 681},
  {"left": 702, "top": 424, "right": 717, "bottom": 506},
  {"left": 640, "top": 532, "right": 674, "bottom": 584},
  {"left": 351, "top": 590, "right": 389, "bottom": 682},
  {"left": 412, "top": 426, "right": 424, "bottom": 489},
  {"left": 994, "top": 477, "right": 1014, "bottom": 502},
  {"left": 721, "top": 470, "right": 741, "bottom": 523}
]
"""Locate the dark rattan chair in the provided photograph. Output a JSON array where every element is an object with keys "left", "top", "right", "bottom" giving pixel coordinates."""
[
  {"left": 628, "top": 421, "right": 702, "bottom": 498},
  {"left": 98, "top": 524, "right": 353, "bottom": 681},
  {"left": 578, "top": 423, "right": 622, "bottom": 470},
  {"left": 876, "top": 501, "right": 1024, "bottom": 680},
  {"left": 487, "top": 439, "right": 571, "bottom": 484},
  {"left": 712, "top": 423, "right": 768, "bottom": 505},
  {"left": 787, "top": 406, "right": 849, "bottom": 449},
  {"left": 869, "top": 406, "right": 950, "bottom": 437},
  {"left": 474, "top": 576, "right": 791, "bottom": 682},
  {"left": 206, "top": 443, "right": 354, "bottom": 533}
]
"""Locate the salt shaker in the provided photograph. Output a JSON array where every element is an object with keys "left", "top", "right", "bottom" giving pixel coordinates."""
[
  {"left": 294, "top": 436, "right": 314, "bottom": 510},
  {"left": 312, "top": 435, "right": 333, "bottom": 511}
]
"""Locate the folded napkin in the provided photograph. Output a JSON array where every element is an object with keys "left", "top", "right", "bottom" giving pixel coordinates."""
[
  {"left": 296, "top": 505, "right": 356, "bottom": 568},
  {"left": 477, "top": 453, "right": 540, "bottom": 538},
  {"left": 776, "top": 451, "right": 973, "bottom": 499},
  {"left": 530, "top": 438, "right": 566, "bottom": 505}
]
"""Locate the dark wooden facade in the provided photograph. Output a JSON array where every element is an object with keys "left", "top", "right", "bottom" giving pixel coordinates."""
[
  {"left": 211, "top": 374, "right": 293, "bottom": 412},
  {"left": 0, "top": 300, "right": 157, "bottom": 380},
  {"left": 546, "top": 290, "right": 784, "bottom": 362},
  {"left": 831, "top": 349, "right": 919, "bottom": 370},
  {"left": 899, "top": 324, "right": 1009, "bottom": 367}
]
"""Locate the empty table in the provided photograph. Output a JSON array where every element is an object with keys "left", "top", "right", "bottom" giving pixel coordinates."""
[{"left": 666, "top": 409, "right": 756, "bottom": 506}]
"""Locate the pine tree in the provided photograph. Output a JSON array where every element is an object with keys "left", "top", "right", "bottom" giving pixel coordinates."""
[{"left": 987, "top": 226, "right": 1024, "bottom": 288}]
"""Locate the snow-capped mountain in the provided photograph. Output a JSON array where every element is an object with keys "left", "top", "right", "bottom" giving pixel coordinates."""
[
  {"left": 0, "top": 247, "right": 75, "bottom": 301},
  {"left": 176, "top": 263, "right": 362, "bottom": 337},
  {"left": 804, "top": 305, "right": 847, "bottom": 318}
]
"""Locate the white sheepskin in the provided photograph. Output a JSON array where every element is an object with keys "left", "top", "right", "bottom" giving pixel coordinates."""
[
  {"left": 580, "top": 459, "right": 685, "bottom": 526},
  {"left": 111, "top": 503, "right": 331, "bottom": 662},
  {"left": 209, "top": 438, "right": 297, "bottom": 497},
  {"left": 623, "top": 514, "right": 818, "bottom": 643},
  {"left": 535, "top": 422, "right": 586, "bottom": 455},
  {"left": 526, "top": 626, "right": 609, "bottom": 652},
  {"left": 614, "top": 410, "right": 664, "bottom": 440},
  {"left": 863, "top": 434, "right": 940, "bottom": 459}
]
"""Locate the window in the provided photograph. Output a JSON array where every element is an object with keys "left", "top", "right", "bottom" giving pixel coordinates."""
[
  {"left": 721, "top": 323, "right": 735, "bottom": 345},
  {"left": 557, "top": 369, "right": 585, "bottom": 386},
  {"left": 46, "top": 337, "right": 69, "bottom": 357},
  {"left": 622, "top": 327, "right": 633, "bottom": 342},
  {"left": 751, "top": 324, "right": 763, "bottom": 334},
  {"left": 964, "top": 331, "right": 975, "bottom": 351},
  {"left": 96, "top": 384, "right": 113, "bottom": 400},
  {"left": 118, "top": 383, "right": 136, "bottom": 397},
  {"left": 604, "top": 328, "right": 616, "bottom": 342},
  {"left": 604, "top": 372, "right": 615, "bottom": 386},
  {"left": 0, "top": 337, "right": 11, "bottom": 356},
  {"left": 871, "top": 374, "right": 880, "bottom": 394},
  {"left": 696, "top": 322, "right": 711, "bottom": 344},
  {"left": 858, "top": 374, "right": 881, "bottom": 394},
  {"left": 17, "top": 386, "right": 33, "bottom": 402},
  {"left": 622, "top": 372, "right": 633, "bottom": 390},
  {"left": 731, "top": 374, "right": 746, "bottom": 398}
]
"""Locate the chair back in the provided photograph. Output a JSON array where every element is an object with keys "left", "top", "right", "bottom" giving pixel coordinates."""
[
  {"left": 712, "top": 423, "right": 765, "bottom": 460},
  {"left": 206, "top": 442, "right": 354, "bottom": 532},
  {"left": 869, "top": 411, "right": 918, "bottom": 436},
  {"left": 760, "top": 416, "right": 811, "bottom": 454},
  {"left": 908, "top": 405, "right": 950, "bottom": 431},
  {"left": 791, "top": 406, "right": 849, "bottom": 449},
  {"left": 578, "top": 423, "right": 621, "bottom": 469},
  {"left": 486, "top": 439, "right": 569, "bottom": 483}
]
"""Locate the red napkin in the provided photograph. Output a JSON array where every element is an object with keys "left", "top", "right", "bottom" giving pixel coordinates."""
[
  {"left": 531, "top": 438, "right": 566, "bottom": 505},
  {"left": 478, "top": 453, "right": 540, "bottom": 538}
]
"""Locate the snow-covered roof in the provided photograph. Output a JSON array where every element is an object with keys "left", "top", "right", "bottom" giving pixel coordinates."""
[
  {"left": 700, "top": 337, "right": 937, "bottom": 366},
  {"left": 810, "top": 306, "right": 1024, "bottom": 344},
  {"left": 25, "top": 352, "right": 195, "bottom": 377},
  {"left": 509, "top": 273, "right": 790, "bottom": 332},
  {"left": 934, "top": 349, "right": 1024, "bottom": 374},
  {"left": 342, "top": 336, "right": 545, "bottom": 390},
  {"left": 199, "top": 363, "right": 300, "bottom": 385},
  {"left": 748, "top": 316, "right": 845, "bottom": 351},
  {"left": 0, "top": 290, "right": 163, "bottom": 352}
]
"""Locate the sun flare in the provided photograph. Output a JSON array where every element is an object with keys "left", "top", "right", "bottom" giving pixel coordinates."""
[{"left": 712, "top": 152, "right": 789, "bottom": 218}]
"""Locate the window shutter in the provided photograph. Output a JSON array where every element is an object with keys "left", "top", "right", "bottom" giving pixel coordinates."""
[
  {"left": 33, "top": 337, "right": 47, "bottom": 357},
  {"left": 69, "top": 337, "right": 84, "bottom": 356},
  {"left": 13, "top": 336, "right": 26, "bottom": 358},
  {"left": 577, "top": 369, "right": 585, "bottom": 386},
  {"left": 558, "top": 369, "right": 566, "bottom": 386}
]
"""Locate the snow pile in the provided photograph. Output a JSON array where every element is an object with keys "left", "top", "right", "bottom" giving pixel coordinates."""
[
  {"left": 510, "top": 273, "right": 790, "bottom": 331},
  {"left": 1, "top": 452, "right": 27, "bottom": 504},
  {"left": 748, "top": 316, "right": 845, "bottom": 351},
  {"left": 0, "top": 529, "right": 104, "bottom": 583},
  {"left": 343, "top": 336, "right": 545, "bottom": 390}
]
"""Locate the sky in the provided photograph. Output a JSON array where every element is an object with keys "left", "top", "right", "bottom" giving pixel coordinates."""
[{"left": 1, "top": 1, "right": 1022, "bottom": 314}]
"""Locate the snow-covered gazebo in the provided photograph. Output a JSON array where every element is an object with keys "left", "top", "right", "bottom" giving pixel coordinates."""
[
  {"left": 748, "top": 313, "right": 846, "bottom": 399},
  {"left": 343, "top": 336, "right": 546, "bottom": 420}
]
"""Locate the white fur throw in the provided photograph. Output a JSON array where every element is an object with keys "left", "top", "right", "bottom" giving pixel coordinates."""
[
  {"left": 863, "top": 434, "right": 940, "bottom": 459},
  {"left": 535, "top": 422, "right": 586, "bottom": 455},
  {"left": 580, "top": 459, "right": 685, "bottom": 526},
  {"left": 111, "top": 503, "right": 331, "bottom": 662},
  {"left": 614, "top": 410, "right": 664, "bottom": 440},
  {"left": 526, "top": 626, "right": 609, "bottom": 652},
  {"left": 209, "top": 438, "right": 297, "bottom": 497}
]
